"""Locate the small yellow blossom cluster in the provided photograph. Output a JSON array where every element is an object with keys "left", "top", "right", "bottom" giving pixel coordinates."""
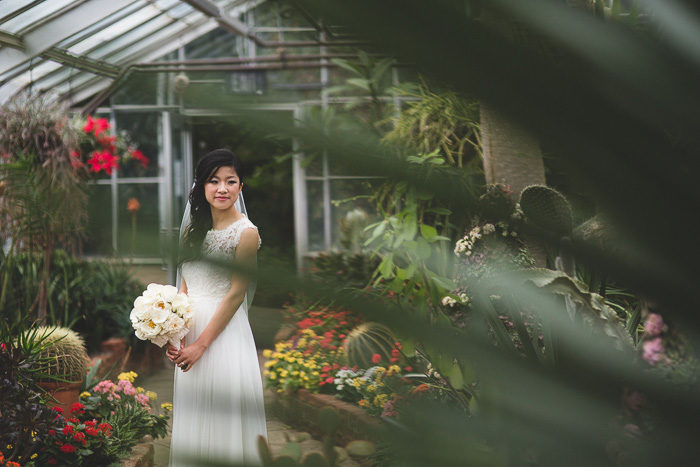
[
  {"left": 263, "top": 329, "right": 344, "bottom": 393},
  {"left": 117, "top": 371, "right": 138, "bottom": 383}
]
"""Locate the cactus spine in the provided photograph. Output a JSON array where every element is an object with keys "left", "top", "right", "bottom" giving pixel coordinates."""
[
  {"left": 343, "top": 322, "right": 396, "bottom": 369},
  {"left": 519, "top": 185, "right": 574, "bottom": 236},
  {"left": 34, "top": 326, "right": 88, "bottom": 382}
]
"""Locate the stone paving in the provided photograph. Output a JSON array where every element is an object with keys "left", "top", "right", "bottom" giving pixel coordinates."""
[{"left": 139, "top": 355, "right": 359, "bottom": 466}]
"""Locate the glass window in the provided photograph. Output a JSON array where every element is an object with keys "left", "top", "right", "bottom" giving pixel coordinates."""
[{"left": 117, "top": 183, "right": 161, "bottom": 257}]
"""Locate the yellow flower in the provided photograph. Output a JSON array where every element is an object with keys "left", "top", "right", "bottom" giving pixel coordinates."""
[
  {"left": 80, "top": 391, "right": 91, "bottom": 399},
  {"left": 367, "top": 384, "right": 378, "bottom": 393},
  {"left": 374, "top": 394, "right": 388, "bottom": 408},
  {"left": 161, "top": 402, "right": 173, "bottom": 411},
  {"left": 269, "top": 373, "right": 277, "bottom": 380},
  {"left": 146, "top": 391, "right": 157, "bottom": 400},
  {"left": 137, "top": 387, "right": 145, "bottom": 393},
  {"left": 264, "top": 360, "right": 276, "bottom": 368},
  {"left": 263, "top": 349, "right": 273, "bottom": 358},
  {"left": 31, "top": 453, "right": 38, "bottom": 459},
  {"left": 118, "top": 371, "right": 138, "bottom": 382}
]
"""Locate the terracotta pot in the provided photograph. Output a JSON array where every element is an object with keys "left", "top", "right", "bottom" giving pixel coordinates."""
[{"left": 38, "top": 381, "right": 82, "bottom": 413}]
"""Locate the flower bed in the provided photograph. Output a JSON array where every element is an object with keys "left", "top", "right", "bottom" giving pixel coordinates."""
[
  {"left": 262, "top": 300, "right": 444, "bottom": 431},
  {"left": 0, "top": 331, "right": 170, "bottom": 467}
]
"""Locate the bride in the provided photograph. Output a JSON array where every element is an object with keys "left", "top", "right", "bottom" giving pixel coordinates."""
[{"left": 166, "top": 149, "right": 267, "bottom": 465}]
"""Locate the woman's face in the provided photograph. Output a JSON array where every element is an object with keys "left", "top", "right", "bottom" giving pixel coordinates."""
[{"left": 204, "top": 165, "right": 242, "bottom": 213}]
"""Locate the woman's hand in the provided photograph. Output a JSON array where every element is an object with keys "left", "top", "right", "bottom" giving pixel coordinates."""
[
  {"left": 173, "top": 341, "right": 206, "bottom": 372},
  {"left": 165, "top": 339, "right": 185, "bottom": 364}
]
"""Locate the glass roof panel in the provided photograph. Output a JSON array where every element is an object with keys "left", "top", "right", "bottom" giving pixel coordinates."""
[
  {"left": 1, "top": 0, "right": 77, "bottom": 34},
  {"left": 53, "top": 2, "right": 149, "bottom": 50},
  {"left": 66, "top": 6, "right": 180, "bottom": 56}
]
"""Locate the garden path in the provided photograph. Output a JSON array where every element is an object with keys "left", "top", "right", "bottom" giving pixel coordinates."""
[{"left": 139, "top": 352, "right": 360, "bottom": 466}]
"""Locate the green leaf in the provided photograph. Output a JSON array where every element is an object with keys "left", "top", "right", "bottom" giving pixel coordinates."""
[
  {"left": 379, "top": 253, "right": 394, "bottom": 278},
  {"left": 420, "top": 224, "right": 438, "bottom": 240},
  {"left": 330, "top": 58, "right": 364, "bottom": 76},
  {"left": 347, "top": 78, "right": 371, "bottom": 92},
  {"left": 424, "top": 207, "right": 452, "bottom": 215},
  {"left": 449, "top": 362, "right": 463, "bottom": 390},
  {"left": 415, "top": 237, "right": 431, "bottom": 259},
  {"left": 430, "top": 274, "right": 455, "bottom": 291}
]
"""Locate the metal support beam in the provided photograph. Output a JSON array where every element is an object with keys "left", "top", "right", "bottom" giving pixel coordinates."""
[
  {"left": 0, "top": 0, "right": 137, "bottom": 75},
  {"left": 40, "top": 48, "right": 120, "bottom": 78}
]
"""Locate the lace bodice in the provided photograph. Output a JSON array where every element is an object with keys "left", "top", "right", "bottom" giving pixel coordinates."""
[{"left": 181, "top": 217, "right": 260, "bottom": 300}]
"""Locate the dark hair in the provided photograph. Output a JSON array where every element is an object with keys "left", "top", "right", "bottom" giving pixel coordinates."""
[{"left": 179, "top": 149, "right": 244, "bottom": 263}]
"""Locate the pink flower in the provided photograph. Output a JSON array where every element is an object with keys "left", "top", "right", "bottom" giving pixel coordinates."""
[
  {"left": 642, "top": 337, "right": 664, "bottom": 365},
  {"left": 135, "top": 393, "right": 150, "bottom": 406},
  {"left": 94, "top": 380, "right": 115, "bottom": 393},
  {"left": 644, "top": 313, "right": 666, "bottom": 337}
]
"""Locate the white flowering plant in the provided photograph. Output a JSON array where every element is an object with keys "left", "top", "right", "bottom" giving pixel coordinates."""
[{"left": 130, "top": 283, "right": 193, "bottom": 348}]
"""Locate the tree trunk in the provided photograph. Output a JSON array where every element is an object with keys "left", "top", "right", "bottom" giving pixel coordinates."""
[{"left": 480, "top": 101, "right": 546, "bottom": 197}]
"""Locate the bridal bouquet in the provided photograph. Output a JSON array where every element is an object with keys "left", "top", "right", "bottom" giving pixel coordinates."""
[{"left": 130, "top": 283, "right": 194, "bottom": 347}]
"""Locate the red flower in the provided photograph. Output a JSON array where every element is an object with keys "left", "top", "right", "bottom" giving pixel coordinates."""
[
  {"left": 84, "top": 420, "right": 96, "bottom": 428},
  {"left": 68, "top": 418, "right": 79, "bottom": 424},
  {"left": 70, "top": 402, "right": 85, "bottom": 414},
  {"left": 94, "top": 117, "right": 110, "bottom": 136},
  {"left": 371, "top": 354, "right": 382, "bottom": 364},
  {"left": 73, "top": 432, "right": 86, "bottom": 442},
  {"left": 130, "top": 149, "right": 149, "bottom": 168},
  {"left": 404, "top": 366, "right": 413, "bottom": 372},
  {"left": 47, "top": 458, "right": 58, "bottom": 465},
  {"left": 83, "top": 115, "right": 95, "bottom": 133},
  {"left": 60, "top": 444, "right": 75, "bottom": 453},
  {"left": 325, "top": 377, "right": 334, "bottom": 384},
  {"left": 63, "top": 425, "right": 74, "bottom": 435},
  {"left": 86, "top": 427, "right": 99, "bottom": 437},
  {"left": 52, "top": 406, "right": 64, "bottom": 415},
  {"left": 98, "top": 422, "right": 113, "bottom": 432}
]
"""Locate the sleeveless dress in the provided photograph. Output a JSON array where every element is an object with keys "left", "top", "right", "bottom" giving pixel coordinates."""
[{"left": 170, "top": 217, "right": 267, "bottom": 466}]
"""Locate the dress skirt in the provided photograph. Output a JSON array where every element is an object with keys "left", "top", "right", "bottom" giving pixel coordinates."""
[{"left": 170, "top": 293, "right": 267, "bottom": 466}]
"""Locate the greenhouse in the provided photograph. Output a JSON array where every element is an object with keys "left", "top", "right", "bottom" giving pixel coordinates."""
[{"left": 2, "top": 1, "right": 700, "bottom": 466}]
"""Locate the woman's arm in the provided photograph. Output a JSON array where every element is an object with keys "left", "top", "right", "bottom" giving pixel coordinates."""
[{"left": 173, "top": 228, "right": 258, "bottom": 371}]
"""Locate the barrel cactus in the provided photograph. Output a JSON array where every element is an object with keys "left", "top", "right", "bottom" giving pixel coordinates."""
[
  {"left": 34, "top": 326, "right": 88, "bottom": 382},
  {"left": 343, "top": 322, "right": 397, "bottom": 369},
  {"left": 519, "top": 184, "right": 574, "bottom": 236}
]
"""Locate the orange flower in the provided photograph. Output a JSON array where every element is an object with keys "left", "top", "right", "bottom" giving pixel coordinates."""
[{"left": 127, "top": 198, "right": 140, "bottom": 213}]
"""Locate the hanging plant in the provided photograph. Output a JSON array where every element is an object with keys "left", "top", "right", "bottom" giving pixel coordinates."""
[{"left": 72, "top": 115, "right": 149, "bottom": 176}]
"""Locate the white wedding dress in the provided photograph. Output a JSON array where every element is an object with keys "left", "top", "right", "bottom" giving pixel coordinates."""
[{"left": 170, "top": 217, "right": 267, "bottom": 466}]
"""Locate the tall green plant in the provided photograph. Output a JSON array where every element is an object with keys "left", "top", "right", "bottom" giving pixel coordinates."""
[{"left": 0, "top": 94, "right": 88, "bottom": 321}]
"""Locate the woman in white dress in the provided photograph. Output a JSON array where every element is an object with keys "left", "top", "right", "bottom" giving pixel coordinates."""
[{"left": 166, "top": 149, "right": 267, "bottom": 466}]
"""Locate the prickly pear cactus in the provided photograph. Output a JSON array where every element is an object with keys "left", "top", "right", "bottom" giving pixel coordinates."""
[
  {"left": 35, "top": 326, "right": 88, "bottom": 382},
  {"left": 519, "top": 185, "right": 574, "bottom": 236},
  {"left": 343, "top": 322, "right": 396, "bottom": 369}
]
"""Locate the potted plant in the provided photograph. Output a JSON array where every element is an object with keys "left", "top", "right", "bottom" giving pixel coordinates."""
[{"left": 33, "top": 326, "right": 89, "bottom": 411}]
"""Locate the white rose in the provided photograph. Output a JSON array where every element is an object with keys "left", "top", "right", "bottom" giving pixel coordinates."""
[
  {"left": 134, "top": 319, "right": 160, "bottom": 338},
  {"left": 160, "top": 284, "right": 178, "bottom": 302},
  {"left": 150, "top": 303, "right": 171, "bottom": 324}
]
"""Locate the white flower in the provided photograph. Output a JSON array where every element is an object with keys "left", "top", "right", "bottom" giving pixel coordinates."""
[
  {"left": 441, "top": 296, "right": 457, "bottom": 307},
  {"left": 131, "top": 283, "right": 194, "bottom": 348},
  {"left": 458, "top": 293, "right": 470, "bottom": 304},
  {"left": 483, "top": 223, "right": 495, "bottom": 234}
]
